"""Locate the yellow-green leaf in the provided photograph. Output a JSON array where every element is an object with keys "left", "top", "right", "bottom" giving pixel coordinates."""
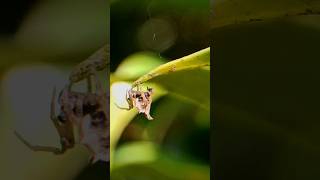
[
  {"left": 114, "top": 52, "right": 165, "bottom": 80},
  {"left": 132, "top": 48, "right": 210, "bottom": 110},
  {"left": 132, "top": 47, "right": 210, "bottom": 87}
]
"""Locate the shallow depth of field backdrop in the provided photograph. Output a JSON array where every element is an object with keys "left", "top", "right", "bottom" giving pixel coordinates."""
[
  {"left": 213, "top": 0, "right": 320, "bottom": 179},
  {"left": 0, "top": 0, "right": 107, "bottom": 179},
  {"left": 110, "top": 0, "right": 210, "bottom": 179}
]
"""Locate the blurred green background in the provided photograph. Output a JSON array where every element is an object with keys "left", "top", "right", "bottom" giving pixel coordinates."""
[
  {"left": 0, "top": 0, "right": 107, "bottom": 179},
  {"left": 110, "top": 0, "right": 210, "bottom": 179},
  {"left": 0, "top": 0, "right": 211, "bottom": 179},
  {"left": 213, "top": 0, "right": 320, "bottom": 179}
]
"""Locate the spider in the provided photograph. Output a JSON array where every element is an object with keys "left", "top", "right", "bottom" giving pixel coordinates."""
[
  {"left": 69, "top": 44, "right": 109, "bottom": 83},
  {"left": 115, "top": 85, "right": 154, "bottom": 120},
  {"left": 15, "top": 47, "right": 109, "bottom": 163}
]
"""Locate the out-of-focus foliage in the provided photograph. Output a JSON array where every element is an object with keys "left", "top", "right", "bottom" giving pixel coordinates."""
[
  {"left": 0, "top": 0, "right": 107, "bottom": 69},
  {"left": 110, "top": 0, "right": 210, "bottom": 179},
  {"left": 133, "top": 48, "right": 210, "bottom": 110},
  {"left": 212, "top": 0, "right": 320, "bottom": 179},
  {"left": 110, "top": 0, "right": 210, "bottom": 71},
  {"left": 15, "top": 0, "right": 107, "bottom": 53},
  {"left": 110, "top": 48, "right": 210, "bottom": 179},
  {"left": 112, "top": 142, "right": 209, "bottom": 180},
  {"left": 212, "top": 0, "right": 320, "bottom": 28},
  {"left": 0, "top": 0, "right": 107, "bottom": 179},
  {"left": 114, "top": 53, "right": 165, "bottom": 80}
]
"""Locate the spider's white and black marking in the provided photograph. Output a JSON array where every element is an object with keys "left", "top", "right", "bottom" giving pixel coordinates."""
[
  {"left": 15, "top": 46, "right": 109, "bottom": 164},
  {"left": 116, "top": 85, "right": 154, "bottom": 120}
]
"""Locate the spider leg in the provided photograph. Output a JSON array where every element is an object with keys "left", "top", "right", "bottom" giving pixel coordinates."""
[
  {"left": 114, "top": 102, "right": 132, "bottom": 110},
  {"left": 86, "top": 65, "right": 103, "bottom": 94},
  {"left": 14, "top": 131, "right": 65, "bottom": 154},
  {"left": 91, "top": 69, "right": 105, "bottom": 96},
  {"left": 50, "top": 87, "right": 75, "bottom": 151},
  {"left": 126, "top": 89, "right": 135, "bottom": 108},
  {"left": 144, "top": 99, "right": 154, "bottom": 120},
  {"left": 87, "top": 75, "right": 94, "bottom": 93}
]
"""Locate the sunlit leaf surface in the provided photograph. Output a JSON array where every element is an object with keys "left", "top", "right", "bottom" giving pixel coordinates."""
[{"left": 132, "top": 48, "right": 210, "bottom": 110}]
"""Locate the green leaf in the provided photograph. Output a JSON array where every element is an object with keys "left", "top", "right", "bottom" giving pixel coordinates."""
[
  {"left": 110, "top": 48, "right": 210, "bottom": 170},
  {"left": 152, "top": 68, "right": 210, "bottom": 110},
  {"left": 114, "top": 52, "right": 165, "bottom": 80},
  {"left": 133, "top": 48, "right": 209, "bottom": 86},
  {"left": 212, "top": 0, "right": 320, "bottom": 29},
  {"left": 132, "top": 48, "right": 210, "bottom": 110}
]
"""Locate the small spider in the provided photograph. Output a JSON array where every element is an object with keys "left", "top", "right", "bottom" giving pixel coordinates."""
[
  {"left": 116, "top": 86, "right": 154, "bottom": 120},
  {"left": 15, "top": 71, "right": 109, "bottom": 164}
]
